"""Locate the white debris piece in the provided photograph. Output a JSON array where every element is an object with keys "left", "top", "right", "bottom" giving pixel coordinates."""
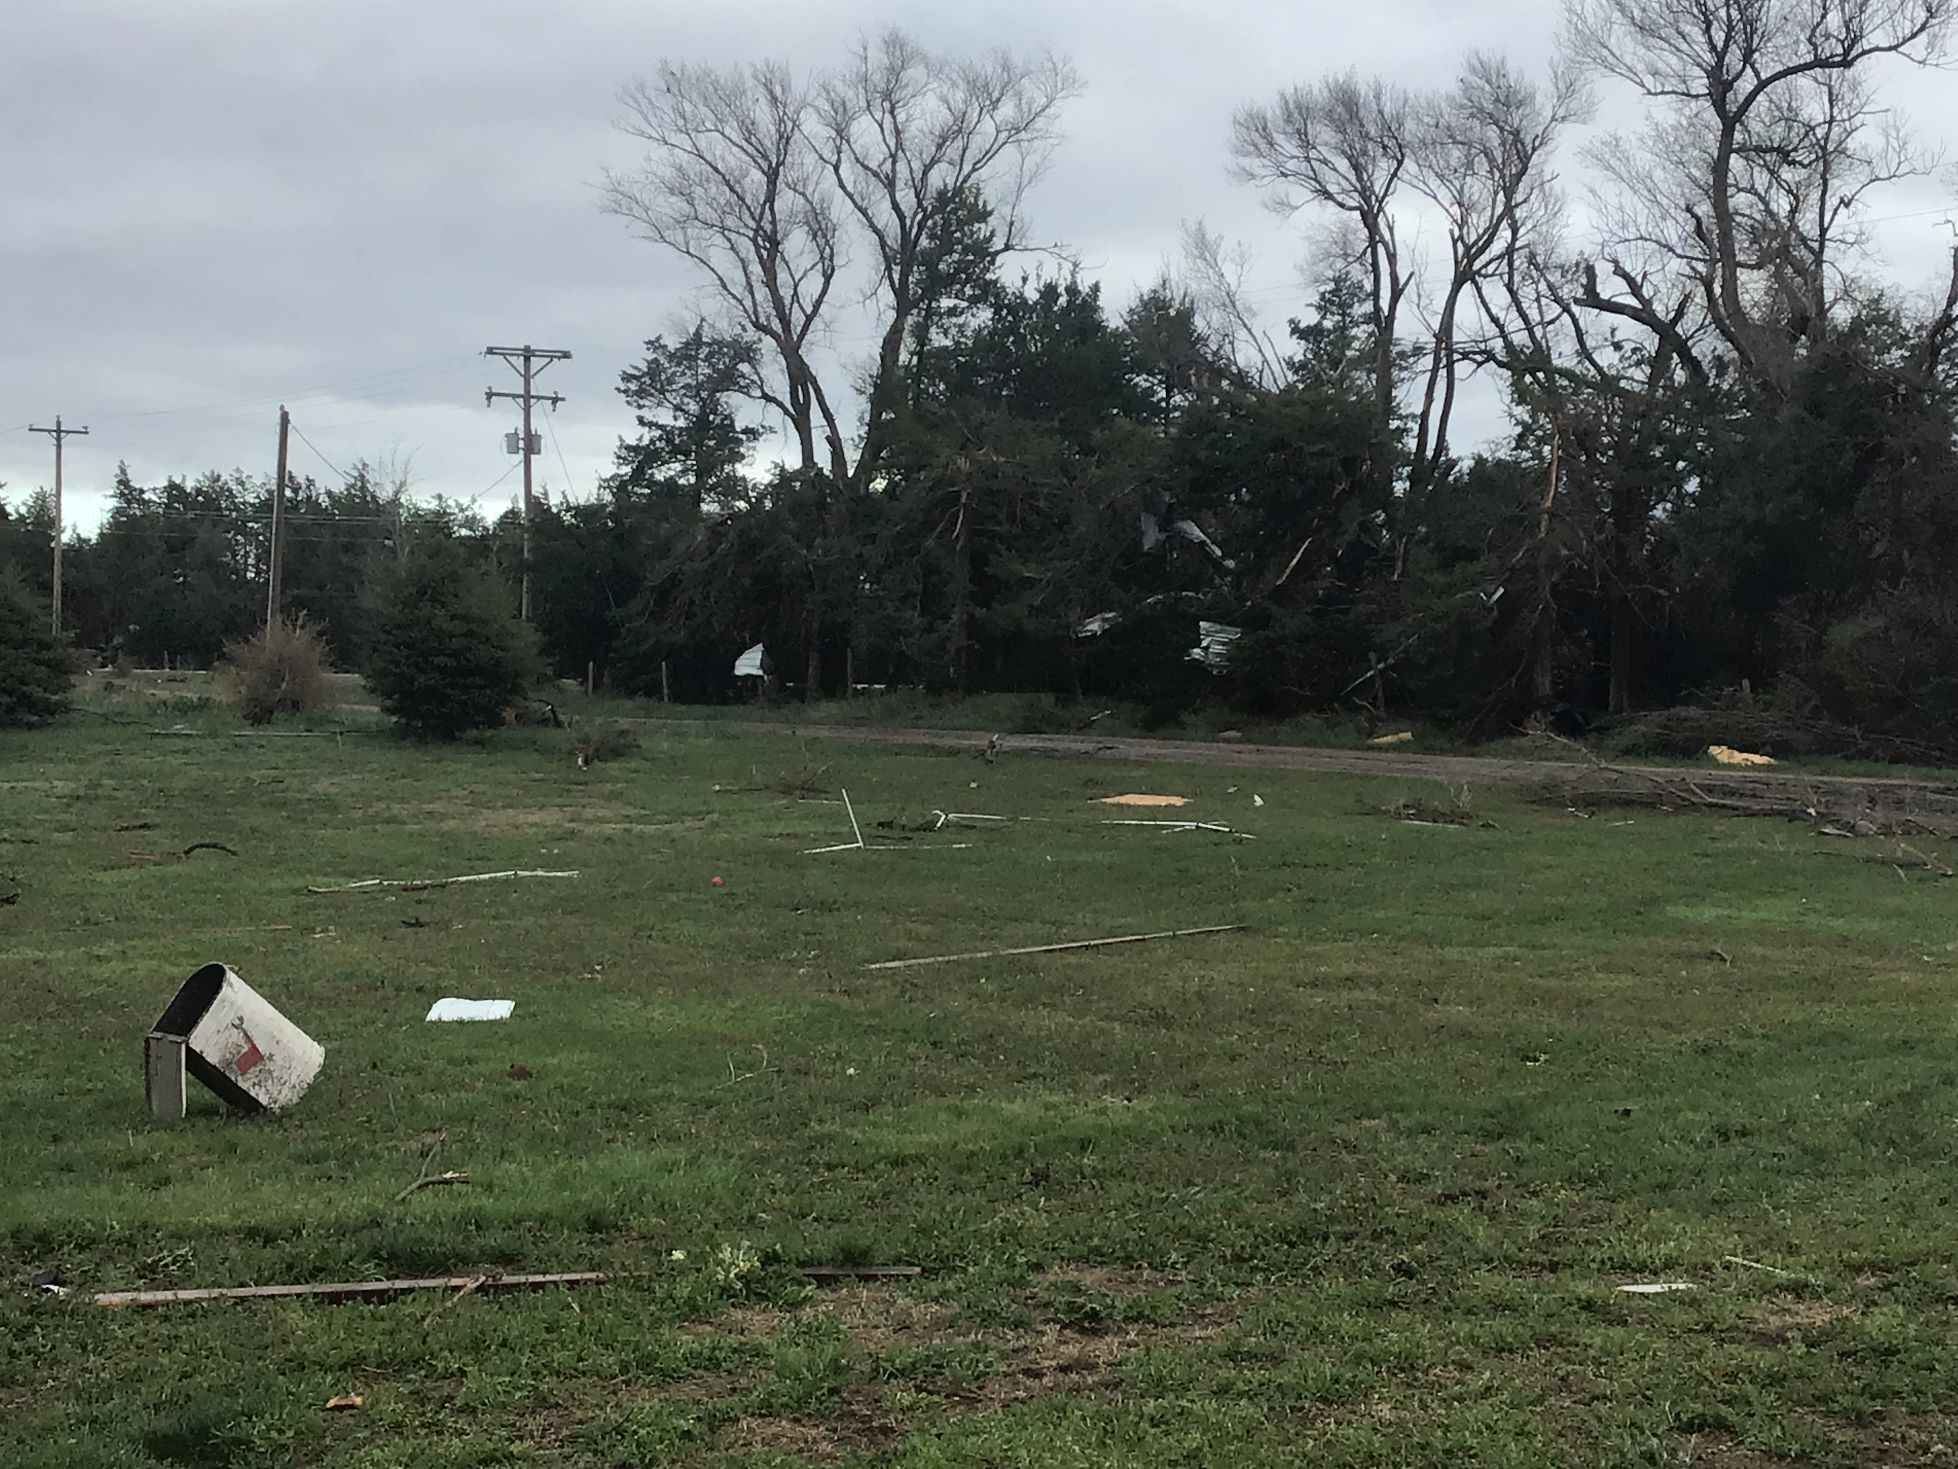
[
  {"left": 425, "top": 998, "right": 515, "bottom": 1023},
  {"left": 1073, "top": 612, "right": 1120, "bottom": 639},
  {"left": 1616, "top": 1282, "right": 1697, "bottom": 1294},
  {"left": 1184, "top": 621, "right": 1241, "bottom": 673},
  {"left": 733, "top": 643, "right": 766, "bottom": 678}
]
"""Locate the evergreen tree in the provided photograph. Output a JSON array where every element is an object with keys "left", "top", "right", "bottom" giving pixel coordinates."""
[
  {"left": 364, "top": 540, "right": 536, "bottom": 739},
  {"left": 605, "top": 324, "right": 763, "bottom": 512},
  {"left": 0, "top": 572, "right": 75, "bottom": 727}
]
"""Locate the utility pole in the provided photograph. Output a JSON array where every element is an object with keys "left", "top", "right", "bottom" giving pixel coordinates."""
[
  {"left": 28, "top": 416, "right": 89, "bottom": 636},
  {"left": 266, "top": 405, "right": 290, "bottom": 628},
  {"left": 484, "top": 344, "right": 570, "bottom": 620}
]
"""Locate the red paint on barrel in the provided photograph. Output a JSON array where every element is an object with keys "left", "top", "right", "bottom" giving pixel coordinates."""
[{"left": 234, "top": 1032, "right": 264, "bottom": 1075}]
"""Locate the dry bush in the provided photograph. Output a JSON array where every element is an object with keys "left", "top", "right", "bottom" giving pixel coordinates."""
[
  {"left": 571, "top": 723, "right": 638, "bottom": 768},
  {"left": 219, "top": 619, "right": 333, "bottom": 725}
]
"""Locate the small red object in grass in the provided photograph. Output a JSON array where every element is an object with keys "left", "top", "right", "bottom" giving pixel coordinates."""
[
  {"left": 711, "top": 875, "right": 725, "bottom": 887},
  {"left": 507, "top": 1063, "right": 533, "bottom": 1081}
]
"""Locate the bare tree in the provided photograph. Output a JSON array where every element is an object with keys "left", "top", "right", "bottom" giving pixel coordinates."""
[
  {"left": 1404, "top": 54, "right": 1589, "bottom": 493},
  {"left": 813, "top": 30, "right": 1081, "bottom": 489},
  {"left": 606, "top": 33, "right": 1080, "bottom": 693},
  {"left": 604, "top": 61, "right": 845, "bottom": 478},
  {"left": 1231, "top": 59, "right": 1579, "bottom": 494},
  {"left": 1180, "top": 221, "right": 1291, "bottom": 391},
  {"left": 1566, "top": 0, "right": 1954, "bottom": 393},
  {"left": 1232, "top": 73, "right": 1414, "bottom": 444}
]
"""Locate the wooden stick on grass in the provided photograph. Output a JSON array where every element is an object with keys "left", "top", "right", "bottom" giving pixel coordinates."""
[
  {"left": 393, "top": 1133, "right": 469, "bottom": 1202},
  {"left": 421, "top": 1273, "right": 488, "bottom": 1330},
  {"left": 95, "top": 1273, "right": 608, "bottom": 1308},
  {"left": 865, "top": 924, "right": 1244, "bottom": 971},
  {"left": 307, "top": 869, "right": 579, "bottom": 895},
  {"left": 93, "top": 1264, "right": 924, "bottom": 1309},
  {"left": 393, "top": 1169, "right": 472, "bottom": 1202}
]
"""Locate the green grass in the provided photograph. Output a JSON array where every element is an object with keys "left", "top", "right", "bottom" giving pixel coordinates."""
[{"left": 5, "top": 714, "right": 1958, "bottom": 1466}]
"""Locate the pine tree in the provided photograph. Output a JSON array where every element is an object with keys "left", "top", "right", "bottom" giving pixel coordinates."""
[
  {"left": 364, "top": 541, "right": 535, "bottom": 739},
  {"left": 0, "top": 573, "right": 75, "bottom": 727}
]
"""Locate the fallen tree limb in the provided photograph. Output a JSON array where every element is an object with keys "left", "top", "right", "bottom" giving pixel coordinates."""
[
  {"left": 1525, "top": 735, "right": 1958, "bottom": 837},
  {"left": 95, "top": 1272, "right": 608, "bottom": 1308},
  {"left": 128, "top": 842, "right": 241, "bottom": 863},
  {"left": 93, "top": 1263, "right": 924, "bottom": 1309},
  {"left": 421, "top": 1273, "right": 488, "bottom": 1330},
  {"left": 865, "top": 924, "right": 1244, "bottom": 971},
  {"left": 1100, "top": 819, "right": 1255, "bottom": 837},
  {"left": 306, "top": 869, "right": 579, "bottom": 895},
  {"left": 393, "top": 1170, "right": 472, "bottom": 1202},
  {"left": 149, "top": 726, "right": 341, "bottom": 738},
  {"left": 804, "top": 842, "right": 974, "bottom": 853}
]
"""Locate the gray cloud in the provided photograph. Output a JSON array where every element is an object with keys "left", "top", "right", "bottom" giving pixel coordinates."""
[{"left": 4, "top": 1, "right": 1953, "bottom": 529}]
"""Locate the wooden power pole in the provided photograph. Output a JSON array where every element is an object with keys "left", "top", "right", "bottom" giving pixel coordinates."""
[
  {"left": 28, "top": 416, "right": 89, "bottom": 635},
  {"left": 484, "top": 344, "right": 570, "bottom": 620},
  {"left": 266, "top": 405, "right": 290, "bottom": 628}
]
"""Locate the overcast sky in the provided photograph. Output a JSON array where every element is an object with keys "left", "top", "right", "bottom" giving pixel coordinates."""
[{"left": 4, "top": 0, "right": 1955, "bottom": 532}]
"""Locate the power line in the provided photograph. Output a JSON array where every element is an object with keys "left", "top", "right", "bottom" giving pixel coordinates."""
[
  {"left": 289, "top": 422, "right": 349, "bottom": 482},
  {"left": 467, "top": 461, "right": 521, "bottom": 507},
  {"left": 87, "top": 354, "right": 482, "bottom": 425},
  {"left": 545, "top": 413, "right": 575, "bottom": 496}
]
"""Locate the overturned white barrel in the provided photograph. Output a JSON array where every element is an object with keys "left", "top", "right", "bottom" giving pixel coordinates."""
[{"left": 146, "top": 963, "right": 325, "bottom": 1121}]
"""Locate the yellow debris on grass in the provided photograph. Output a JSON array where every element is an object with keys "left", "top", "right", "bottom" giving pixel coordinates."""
[
  {"left": 1095, "top": 793, "right": 1191, "bottom": 808},
  {"left": 1708, "top": 745, "right": 1775, "bottom": 767}
]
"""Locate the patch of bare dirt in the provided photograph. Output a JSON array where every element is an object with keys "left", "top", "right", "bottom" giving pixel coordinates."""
[
  {"left": 644, "top": 1371, "right": 757, "bottom": 1404},
  {"left": 1040, "top": 1262, "right": 1176, "bottom": 1295},
  {"left": 1674, "top": 1435, "right": 1793, "bottom": 1468},
  {"left": 942, "top": 1325, "right": 1129, "bottom": 1411},
  {"left": 683, "top": 1287, "right": 959, "bottom": 1351},
  {"left": 1746, "top": 1298, "right": 1854, "bottom": 1343},
  {"left": 717, "top": 1387, "right": 902, "bottom": 1461},
  {"left": 688, "top": 1268, "right": 1238, "bottom": 1456},
  {"left": 821, "top": 1285, "right": 960, "bottom": 1349},
  {"left": 421, "top": 801, "right": 629, "bottom": 834},
  {"left": 416, "top": 802, "right": 717, "bottom": 837}
]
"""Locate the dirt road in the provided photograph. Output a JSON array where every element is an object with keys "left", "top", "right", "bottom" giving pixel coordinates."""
[{"left": 726, "top": 720, "right": 1954, "bottom": 796}]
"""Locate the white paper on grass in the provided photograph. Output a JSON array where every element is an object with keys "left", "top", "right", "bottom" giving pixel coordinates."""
[
  {"left": 425, "top": 998, "right": 515, "bottom": 1023},
  {"left": 733, "top": 642, "right": 766, "bottom": 678}
]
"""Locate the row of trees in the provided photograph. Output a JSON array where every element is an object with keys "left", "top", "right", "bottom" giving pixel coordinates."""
[{"left": 8, "top": 6, "right": 1958, "bottom": 746}]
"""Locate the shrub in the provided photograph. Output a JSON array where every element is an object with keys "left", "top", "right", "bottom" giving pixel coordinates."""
[
  {"left": 0, "top": 574, "right": 75, "bottom": 728},
  {"left": 365, "top": 542, "right": 535, "bottom": 739},
  {"left": 218, "top": 618, "right": 333, "bottom": 725},
  {"left": 570, "top": 723, "right": 638, "bottom": 768}
]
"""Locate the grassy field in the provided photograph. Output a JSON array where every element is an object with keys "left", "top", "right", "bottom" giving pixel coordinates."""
[{"left": 5, "top": 711, "right": 1958, "bottom": 1467}]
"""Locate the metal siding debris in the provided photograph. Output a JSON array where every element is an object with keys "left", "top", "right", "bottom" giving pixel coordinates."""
[{"left": 1185, "top": 621, "right": 1241, "bottom": 672}]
